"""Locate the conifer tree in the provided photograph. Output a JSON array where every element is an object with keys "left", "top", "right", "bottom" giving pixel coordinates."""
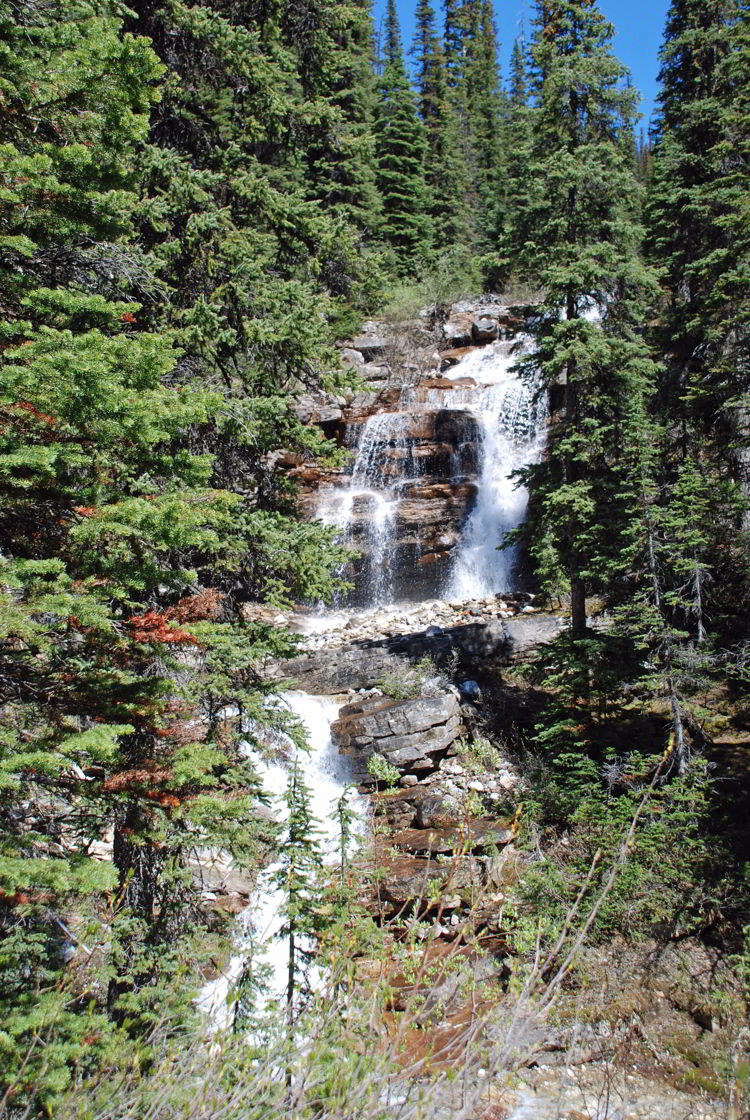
[
  {"left": 482, "top": 35, "right": 532, "bottom": 286},
  {"left": 646, "top": 0, "right": 750, "bottom": 470},
  {"left": 374, "top": 0, "right": 433, "bottom": 266},
  {"left": 274, "top": 757, "right": 324, "bottom": 1022},
  {"left": 411, "top": 0, "right": 472, "bottom": 251},
  {"left": 0, "top": 0, "right": 353, "bottom": 1101},
  {"left": 292, "top": 0, "right": 383, "bottom": 242},
  {"left": 511, "top": 0, "right": 659, "bottom": 639},
  {"left": 466, "top": 0, "right": 505, "bottom": 248}
]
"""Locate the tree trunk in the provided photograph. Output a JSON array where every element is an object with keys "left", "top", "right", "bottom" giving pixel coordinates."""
[{"left": 570, "top": 576, "right": 587, "bottom": 639}]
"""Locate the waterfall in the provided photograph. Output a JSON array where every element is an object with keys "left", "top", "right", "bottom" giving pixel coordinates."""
[
  {"left": 315, "top": 332, "right": 545, "bottom": 607},
  {"left": 197, "top": 692, "right": 357, "bottom": 1030},
  {"left": 317, "top": 411, "right": 420, "bottom": 606},
  {"left": 446, "top": 338, "right": 545, "bottom": 599}
]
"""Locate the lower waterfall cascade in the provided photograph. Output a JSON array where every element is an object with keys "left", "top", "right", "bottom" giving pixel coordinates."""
[{"left": 197, "top": 692, "right": 358, "bottom": 1030}]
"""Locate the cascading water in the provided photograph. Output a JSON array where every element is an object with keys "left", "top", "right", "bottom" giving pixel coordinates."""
[
  {"left": 316, "top": 331, "right": 545, "bottom": 607},
  {"left": 446, "top": 338, "right": 546, "bottom": 599},
  {"left": 317, "top": 411, "right": 421, "bottom": 606},
  {"left": 197, "top": 692, "right": 357, "bottom": 1030}
]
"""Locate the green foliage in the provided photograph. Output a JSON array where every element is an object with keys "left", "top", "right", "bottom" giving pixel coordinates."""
[
  {"left": 367, "top": 753, "right": 401, "bottom": 788},
  {"left": 374, "top": 0, "right": 433, "bottom": 268},
  {"left": 375, "top": 653, "right": 439, "bottom": 700},
  {"left": 519, "top": 757, "right": 722, "bottom": 942}
]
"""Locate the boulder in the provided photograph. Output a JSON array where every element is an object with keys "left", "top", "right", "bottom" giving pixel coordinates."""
[
  {"left": 331, "top": 694, "right": 461, "bottom": 778},
  {"left": 333, "top": 692, "right": 458, "bottom": 736},
  {"left": 472, "top": 316, "right": 499, "bottom": 343},
  {"left": 339, "top": 347, "right": 365, "bottom": 368},
  {"left": 442, "top": 315, "right": 474, "bottom": 348},
  {"left": 390, "top": 819, "right": 514, "bottom": 856},
  {"left": 293, "top": 391, "right": 343, "bottom": 425}
]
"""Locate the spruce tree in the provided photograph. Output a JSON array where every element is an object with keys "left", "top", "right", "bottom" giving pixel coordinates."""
[
  {"left": 411, "top": 0, "right": 472, "bottom": 252},
  {"left": 292, "top": 0, "right": 383, "bottom": 243},
  {"left": 274, "top": 757, "right": 324, "bottom": 1023},
  {"left": 374, "top": 0, "right": 433, "bottom": 266},
  {"left": 0, "top": 0, "right": 353, "bottom": 1102},
  {"left": 646, "top": 0, "right": 750, "bottom": 474},
  {"left": 466, "top": 0, "right": 505, "bottom": 249},
  {"left": 511, "top": 0, "right": 659, "bottom": 639}
]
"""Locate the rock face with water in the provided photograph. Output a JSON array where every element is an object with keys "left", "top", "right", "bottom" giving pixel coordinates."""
[{"left": 288, "top": 298, "right": 545, "bottom": 607}]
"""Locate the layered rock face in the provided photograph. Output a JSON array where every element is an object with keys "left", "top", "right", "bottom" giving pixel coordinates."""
[
  {"left": 290, "top": 299, "right": 540, "bottom": 606},
  {"left": 331, "top": 692, "right": 462, "bottom": 779}
]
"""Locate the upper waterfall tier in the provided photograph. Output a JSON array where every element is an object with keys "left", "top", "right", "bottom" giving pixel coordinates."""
[{"left": 296, "top": 303, "right": 547, "bottom": 608}]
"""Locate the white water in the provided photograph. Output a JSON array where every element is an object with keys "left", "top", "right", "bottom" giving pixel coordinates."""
[
  {"left": 197, "top": 691, "right": 356, "bottom": 1030},
  {"left": 317, "top": 411, "right": 417, "bottom": 606},
  {"left": 446, "top": 338, "right": 546, "bottom": 599},
  {"left": 316, "top": 333, "right": 545, "bottom": 605}
]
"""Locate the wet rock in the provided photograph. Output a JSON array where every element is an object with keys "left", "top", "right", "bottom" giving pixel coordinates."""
[
  {"left": 442, "top": 315, "right": 474, "bottom": 348},
  {"left": 472, "top": 316, "right": 499, "bottom": 343},
  {"left": 440, "top": 346, "right": 476, "bottom": 370}
]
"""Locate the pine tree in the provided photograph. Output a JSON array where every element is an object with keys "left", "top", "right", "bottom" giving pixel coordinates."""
[
  {"left": 274, "top": 756, "right": 324, "bottom": 1022},
  {"left": 374, "top": 0, "right": 433, "bottom": 266},
  {"left": 511, "top": 0, "right": 659, "bottom": 640},
  {"left": 646, "top": 0, "right": 750, "bottom": 478}
]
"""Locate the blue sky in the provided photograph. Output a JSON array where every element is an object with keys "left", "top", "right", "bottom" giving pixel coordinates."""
[{"left": 374, "top": 0, "right": 669, "bottom": 127}]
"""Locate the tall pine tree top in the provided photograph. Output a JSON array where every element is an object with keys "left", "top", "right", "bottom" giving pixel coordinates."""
[{"left": 374, "top": 0, "right": 432, "bottom": 266}]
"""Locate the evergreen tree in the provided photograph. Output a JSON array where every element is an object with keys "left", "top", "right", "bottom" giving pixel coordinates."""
[
  {"left": 274, "top": 756, "right": 324, "bottom": 1022},
  {"left": 292, "top": 0, "right": 383, "bottom": 242},
  {"left": 635, "top": 0, "right": 750, "bottom": 767},
  {"left": 511, "top": 0, "right": 659, "bottom": 639},
  {"left": 374, "top": 0, "right": 433, "bottom": 266},
  {"left": 411, "top": 0, "right": 472, "bottom": 251},
  {"left": 646, "top": 0, "right": 750, "bottom": 477},
  {"left": 466, "top": 0, "right": 505, "bottom": 248},
  {"left": 509, "top": 35, "right": 527, "bottom": 106},
  {"left": 0, "top": 0, "right": 353, "bottom": 1103},
  {"left": 443, "top": 0, "right": 469, "bottom": 87}
]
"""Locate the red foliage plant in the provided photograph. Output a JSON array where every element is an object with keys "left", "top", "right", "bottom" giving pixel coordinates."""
[
  {"left": 0, "top": 400, "right": 57, "bottom": 432},
  {"left": 127, "top": 612, "right": 197, "bottom": 646}
]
